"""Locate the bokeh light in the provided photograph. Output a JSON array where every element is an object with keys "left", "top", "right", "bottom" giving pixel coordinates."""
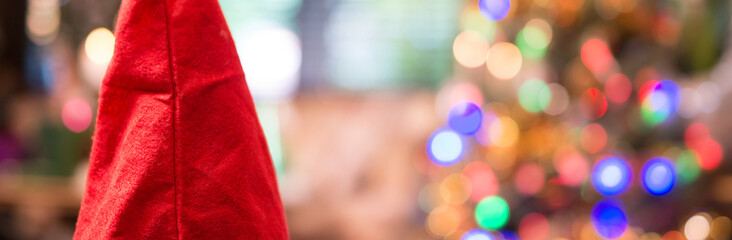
[
  {"left": 514, "top": 163, "right": 545, "bottom": 196},
  {"left": 693, "top": 138, "right": 723, "bottom": 170},
  {"left": 684, "top": 214, "right": 711, "bottom": 240},
  {"left": 453, "top": 31, "right": 490, "bottom": 68},
  {"left": 427, "top": 129, "right": 465, "bottom": 166},
  {"left": 460, "top": 7, "right": 497, "bottom": 41},
  {"left": 640, "top": 80, "right": 680, "bottom": 126},
  {"left": 461, "top": 229, "right": 495, "bottom": 240},
  {"left": 475, "top": 196, "right": 510, "bottom": 230},
  {"left": 591, "top": 200, "right": 628, "bottom": 239},
  {"left": 462, "top": 161, "right": 499, "bottom": 202},
  {"left": 554, "top": 146, "right": 589, "bottom": 186},
  {"left": 519, "top": 213, "right": 550, "bottom": 240},
  {"left": 474, "top": 112, "right": 499, "bottom": 146},
  {"left": 605, "top": 73, "right": 632, "bottom": 103},
  {"left": 487, "top": 42, "right": 522, "bottom": 80},
  {"left": 428, "top": 205, "right": 462, "bottom": 237},
  {"left": 449, "top": 102, "right": 484, "bottom": 135},
  {"left": 489, "top": 116, "right": 519, "bottom": 148},
  {"left": 478, "top": 0, "right": 510, "bottom": 21},
  {"left": 518, "top": 79, "right": 551, "bottom": 113},
  {"left": 516, "top": 19, "right": 552, "bottom": 59},
  {"left": 62, "top": 98, "right": 93, "bottom": 133},
  {"left": 580, "top": 123, "right": 607, "bottom": 154},
  {"left": 84, "top": 28, "right": 116, "bottom": 65},
  {"left": 581, "top": 38, "right": 613, "bottom": 74},
  {"left": 579, "top": 88, "right": 608, "bottom": 120},
  {"left": 711, "top": 216, "right": 732, "bottom": 240},
  {"left": 641, "top": 158, "right": 676, "bottom": 195},
  {"left": 236, "top": 27, "right": 301, "bottom": 101},
  {"left": 592, "top": 157, "right": 632, "bottom": 196},
  {"left": 675, "top": 149, "right": 701, "bottom": 184},
  {"left": 543, "top": 83, "right": 570, "bottom": 115},
  {"left": 440, "top": 173, "right": 471, "bottom": 205}
]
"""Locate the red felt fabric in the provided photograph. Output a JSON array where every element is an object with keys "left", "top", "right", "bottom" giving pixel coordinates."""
[{"left": 73, "top": 0, "right": 288, "bottom": 238}]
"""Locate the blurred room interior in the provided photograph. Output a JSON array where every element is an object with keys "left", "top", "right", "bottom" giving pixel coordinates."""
[{"left": 1, "top": 0, "right": 732, "bottom": 239}]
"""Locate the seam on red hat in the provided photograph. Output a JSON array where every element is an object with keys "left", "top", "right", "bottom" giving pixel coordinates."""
[{"left": 161, "top": 0, "right": 180, "bottom": 239}]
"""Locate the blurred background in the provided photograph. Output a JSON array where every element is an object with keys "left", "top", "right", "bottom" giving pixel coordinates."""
[{"left": 1, "top": 0, "right": 732, "bottom": 239}]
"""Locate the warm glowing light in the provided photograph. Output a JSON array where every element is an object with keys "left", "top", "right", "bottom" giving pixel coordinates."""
[
  {"left": 462, "top": 161, "right": 499, "bottom": 202},
  {"left": 489, "top": 116, "right": 519, "bottom": 148},
  {"left": 605, "top": 73, "right": 632, "bottom": 103},
  {"left": 591, "top": 199, "right": 628, "bottom": 239},
  {"left": 580, "top": 123, "right": 607, "bottom": 154},
  {"left": 453, "top": 31, "right": 490, "bottom": 68},
  {"left": 26, "top": 0, "right": 61, "bottom": 45},
  {"left": 514, "top": 163, "right": 545, "bottom": 196},
  {"left": 692, "top": 138, "right": 723, "bottom": 170},
  {"left": 579, "top": 88, "right": 608, "bottom": 120},
  {"left": 427, "top": 129, "right": 465, "bottom": 166},
  {"left": 553, "top": 146, "right": 589, "bottom": 186},
  {"left": 475, "top": 196, "right": 510, "bottom": 230},
  {"left": 685, "top": 122, "right": 710, "bottom": 147},
  {"left": 236, "top": 28, "right": 301, "bottom": 101},
  {"left": 487, "top": 42, "right": 522, "bottom": 80},
  {"left": 519, "top": 213, "right": 550, "bottom": 240},
  {"left": 428, "top": 205, "right": 461, "bottom": 237},
  {"left": 592, "top": 157, "right": 631, "bottom": 196},
  {"left": 544, "top": 83, "right": 569, "bottom": 115},
  {"left": 641, "top": 158, "right": 676, "bottom": 195},
  {"left": 711, "top": 216, "right": 732, "bottom": 240},
  {"left": 84, "top": 28, "right": 116, "bottom": 65},
  {"left": 62, "top": 98, "right": 93, "bottom": 133},
  {"left": 440, "top": 174, "right": 471, "bottom": 205},
  {"left": 461, "top": 229, "right": 495, "bottom": 240},
  {"left": 685, "top": 214, "right": 711, "bottom": 240},
  {"left": 581, "top": 38, "right": 613, "bottom": 74},
  {"left": 448, "top": 102, "right": 483, "bottom": 135},
  {"left": 478, "top": 0, "right": 511, "bottom": 21},
  {"left": 518, "top": 79, "right": 551, "bottom": 113}
]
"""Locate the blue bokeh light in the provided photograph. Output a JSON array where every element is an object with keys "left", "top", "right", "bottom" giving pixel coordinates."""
[
  {"left": 641, "top": 157, "right": 676, "bottom": 195},
  {"left": 652, "top": 80, "right": 680, "bottom": 118},
  {"left": 427, "top": 129, "right": 465, "bottom": 166},
  {"left": 591, "top": 199, "right": 628, "bottom": 239},
  {"left": 591, "top": 157, "right": 632, "bottom": 196},
  {"left": 498, "top": 230, "right": 519, "bottom": 240},
  {"left": 448, "top": 102, "right": 483, "bottom": 135},
  {"left": 461, "top": 229, "right": 494, "bottom": 240},
  {"left": 478, "top": 0, "right": 511, "bottom": 21}
]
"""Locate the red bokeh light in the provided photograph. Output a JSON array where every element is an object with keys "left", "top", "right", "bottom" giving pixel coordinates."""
[
  {"left": 514, "top": 163, "right": 546, "bottom": 196},
  {"left": 581, "top": 38, "right": 613, "bottom": 74},
  {"left": 579, "top": 88, "right": 608, "bottom": 120},
  {"left": 553, "top": 146, "right": 589, "bottom": 186},
  {"left": 605, "top": 73, "right": 632, "bottom": 103},
  {"left": 462, "top": 161, "right": 499, "bottom": 202},
  {"left": 519, "top": 213, "right": 550, "bottom": 240}
]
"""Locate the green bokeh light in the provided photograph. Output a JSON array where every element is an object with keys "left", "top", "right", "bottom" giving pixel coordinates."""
[
  {"left": 518, "top": 79, "right": 551, "bottom": 113},
  {"left": 676, "top": 149, "right": 701, "bottom": 184},
  {"left": 474, "top": 196, "right": 510, "bottom": 230},
  {"left": 516, "top": 26, "right": 548, "bottom": 59}
]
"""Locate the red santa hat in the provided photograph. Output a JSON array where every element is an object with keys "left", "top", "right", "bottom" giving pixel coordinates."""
[{"left": 74, "top": 0, "right": 288, "bottom": 238}]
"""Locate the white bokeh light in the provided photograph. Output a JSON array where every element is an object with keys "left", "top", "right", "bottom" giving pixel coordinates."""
[{"left": 235, "top": 27, "right": 301, "bottom": 101}]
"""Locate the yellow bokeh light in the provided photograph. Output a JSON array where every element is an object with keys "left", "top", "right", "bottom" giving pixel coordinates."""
[
  {"left": 489, "top": 116, "right": 519, "bottom": 148},
  {"left": 427, "top": 205, "right": 461, "bottom": 237},
  {"left": 439, "top": 173, "right": 471, "bottom": 205},
  {"left": 487, "top": 42, "right": 522, "bottom": 80},
  {"left": 453, "top": 31, "right": 490, "bottom": 68},
  {"left": 84, "top": 28, "right": 116, "bottom": 65}
]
